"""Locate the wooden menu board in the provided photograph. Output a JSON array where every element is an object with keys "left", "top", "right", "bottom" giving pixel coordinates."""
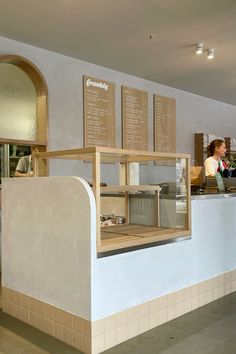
[
  {"left": 122, "top": 86, "right": 148, "bottom": 150},
  {"left": 83, "top": 76, "right": 115, "bottom": 147},
  {"left": 154, "top": 94, "right": 176, "bottom": 153}
]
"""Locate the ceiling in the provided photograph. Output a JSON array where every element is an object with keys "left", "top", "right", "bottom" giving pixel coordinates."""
[{"left": 1, "top": 0, "right": 236, "bottom": 105}]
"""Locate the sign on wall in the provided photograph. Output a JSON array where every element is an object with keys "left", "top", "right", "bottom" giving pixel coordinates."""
[
  {"left": 154, "top": 94, "right": 176, "bottom": 153},
  {"left": 122, "top": 86, "right": 148, "bottom": 150},
  {"left": 83, "top": 76, "right": 115, "bottom": 147}
]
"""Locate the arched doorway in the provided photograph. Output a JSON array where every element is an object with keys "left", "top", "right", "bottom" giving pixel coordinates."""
[{"left": 0, "top": 55, "right": 48, "bottom": 176}]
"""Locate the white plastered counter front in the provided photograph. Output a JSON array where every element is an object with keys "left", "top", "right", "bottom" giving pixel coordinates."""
[{"left": 2, "top": 176, "right": 96, "bottom": 320}]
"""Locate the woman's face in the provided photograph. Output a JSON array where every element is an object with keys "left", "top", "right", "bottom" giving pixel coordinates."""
[{"left": 215, "top": 143, "right": 226, "bottom": 157}]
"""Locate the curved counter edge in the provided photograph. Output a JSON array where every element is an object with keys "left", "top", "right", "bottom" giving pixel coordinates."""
[{"left": 2, "top": 176, "right": 96, "bottom": 320}]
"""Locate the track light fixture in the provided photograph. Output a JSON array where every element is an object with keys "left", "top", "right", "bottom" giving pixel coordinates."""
[
  {"left": 196, "top": 43, "right": 203, "bottom": 55},
  {"left": 207, "top": 49, "right": 214, "bottom": 60},
  {"left": 195, "top": 43, "right": 215, "bottom": 60}
]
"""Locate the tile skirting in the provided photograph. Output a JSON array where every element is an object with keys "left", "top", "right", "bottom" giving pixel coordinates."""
[
  {"left": 2, "top": 289, "right": 91, "bottom": 353},
  {"left": 2, "top": 269, "right": 236, "bottom": 354}
]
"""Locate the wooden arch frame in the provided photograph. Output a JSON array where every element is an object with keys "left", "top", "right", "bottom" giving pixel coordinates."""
[{"left": 0, "top": 54, "right": 48, "bottom": 146}]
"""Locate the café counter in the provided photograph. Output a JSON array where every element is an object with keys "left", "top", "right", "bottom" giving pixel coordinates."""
[{"left": 1, "top": 176, "right": 236, "bottom": 354}]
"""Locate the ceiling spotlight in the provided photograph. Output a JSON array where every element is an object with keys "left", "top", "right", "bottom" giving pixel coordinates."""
[
  {"left": 207, "top": 49, "right": 214, "bottom": 60},
  {"left": 196, "top": 43, "right": 203, "bottom": 55},
  {"left": 147, "top": 33, "right": 154, "bottom": 40}
]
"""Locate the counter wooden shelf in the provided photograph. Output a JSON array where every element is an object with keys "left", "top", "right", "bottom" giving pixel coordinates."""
[
  {"left": 34, "top": 146, "right": 191, "bottom": 253},
  {"left": 99, "top": 224, "right": 190, "bottom": 254}
]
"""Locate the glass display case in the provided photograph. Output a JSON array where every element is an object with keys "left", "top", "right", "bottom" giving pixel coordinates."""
[{"left": 34, "top": 147, "right": 191, "bottom": 254}]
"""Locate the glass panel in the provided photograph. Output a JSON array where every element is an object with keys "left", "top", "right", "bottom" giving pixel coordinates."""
[
  {"left": 100, "top": 155, "right": 189, "bottom": 234},
  {"left": 0, "top": 63, "right": 37, "bottom": 140},
  {"left": 176, "top": 158, "right": 188, "bottom": 229}
]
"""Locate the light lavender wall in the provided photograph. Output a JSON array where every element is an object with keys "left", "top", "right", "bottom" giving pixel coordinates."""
[{"left": 1, "top": 35, "right": 236, "bottom": 169}]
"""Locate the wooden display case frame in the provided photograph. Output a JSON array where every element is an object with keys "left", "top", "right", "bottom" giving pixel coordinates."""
[{"left": 33, "top": 147, "right": 191, "bottom": 254}]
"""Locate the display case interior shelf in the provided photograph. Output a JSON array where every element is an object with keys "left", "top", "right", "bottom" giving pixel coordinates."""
[
  {"left": 100, "top": 185, "right": 161, "bottom": 193},
  {"left": 34, "top": 147, "right": 191, "bottom": 255}
]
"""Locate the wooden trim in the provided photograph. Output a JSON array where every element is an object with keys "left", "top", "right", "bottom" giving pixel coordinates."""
[
  {"left": 93, "top": 152, "right": 101, "bottom": 246},
  {"left": 35, "top": 146, "right": 190, "bottom": 160},
  {"left": 36, "top": 147, "right": 97, "bottom": 157},
  {"left": 33, "top": 146, "right": 48, "bottom": 177},
  {"left": 33, "top": 152, "right": 39, "bottom": 177},
  {"left": 95, "top": 146, "right": 189, "bottom": 158},
  {"left": 0, "top": 138, "right": 46, "bottom": 146},
  {"left": 0, "top": 55, "right": 47, "bottom": 95},
  {"left": 195, "top": 133, "right": 204, "bottom": 166},
  {"left": 224, "top": 137, "right": 231, "bottom": 160},
  {"left": 101, "top": 185, "right": 161, "bottom": 193}
]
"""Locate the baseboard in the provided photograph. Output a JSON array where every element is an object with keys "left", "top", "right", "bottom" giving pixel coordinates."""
[{"left": 2, "top": 269, "right": 236, "bottom": 354}]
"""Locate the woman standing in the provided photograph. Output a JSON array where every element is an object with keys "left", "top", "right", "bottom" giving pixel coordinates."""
[{"left": 204, "top": 139, "right": 228, "bottom": 177}]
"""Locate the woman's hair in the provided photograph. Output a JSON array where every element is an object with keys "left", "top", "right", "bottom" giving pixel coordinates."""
[{"left": 207, "top": 139, "right": 225, "bottom": 157}]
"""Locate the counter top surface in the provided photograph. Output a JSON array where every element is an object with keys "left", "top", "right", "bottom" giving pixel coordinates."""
[{"left": 191, "top": 192, "right": 236, "bottom": 200}]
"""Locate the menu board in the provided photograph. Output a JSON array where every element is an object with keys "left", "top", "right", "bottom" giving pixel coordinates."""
[
  {"left": 122, "top": 86, "right": 148, "bottom": 150},
  {"left": 154, "top": 94, "right": 176, "bottom": 153},
  {"left": 83, "top": 76, "right": 115, "bottom": 147}
]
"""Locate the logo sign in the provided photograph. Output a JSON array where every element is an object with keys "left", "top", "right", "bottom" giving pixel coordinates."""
[{"left": 86, "top": 78, "right": 108, "bottom": 91}]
